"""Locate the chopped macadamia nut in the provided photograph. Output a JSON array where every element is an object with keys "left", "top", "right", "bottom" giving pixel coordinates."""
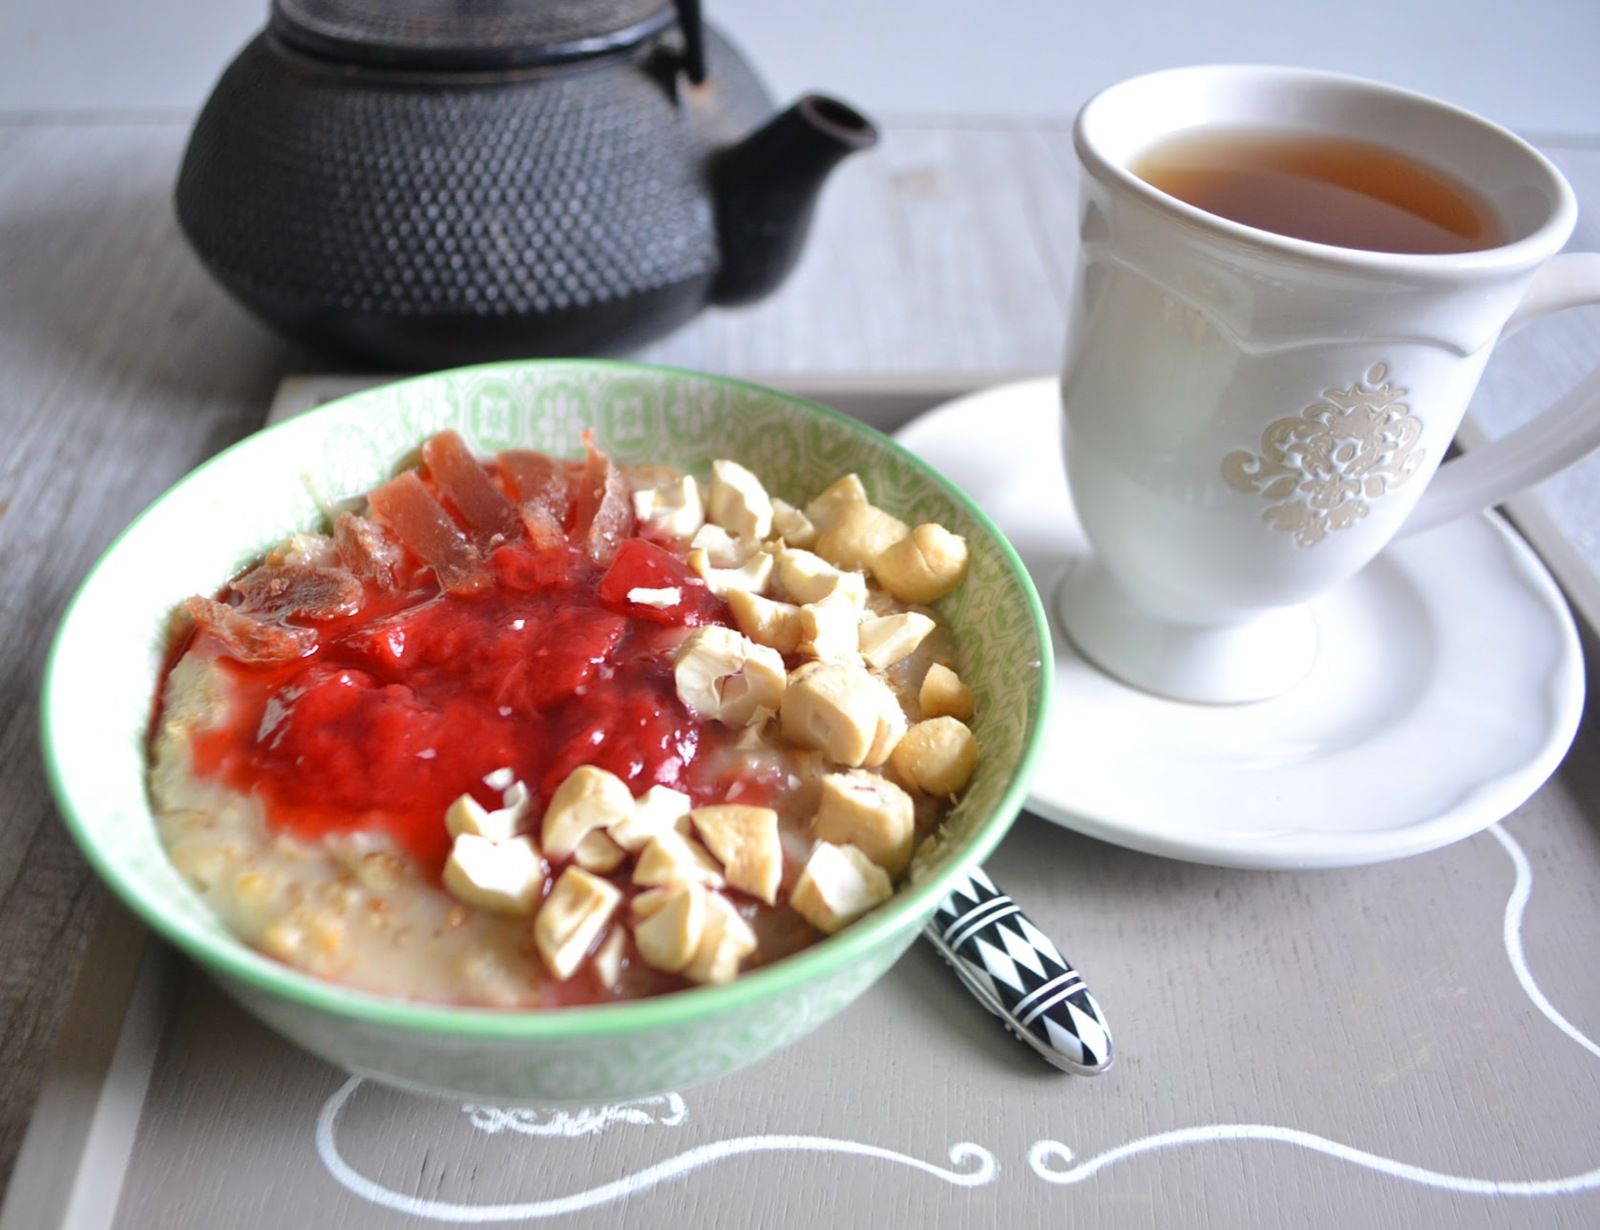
[
  {"left": 574, "top": 828, "right": 627, "bottom": 874},
  {"left": 891, "top": 717, "right": 980, "bottom": 797},
  {"left": 799, "top": 591, "right": 864, "bottom": 663},
  {"left": 775, "top": 546, "right": 868, "bottom": 607},
  {"left": 858, "top": 612, "right": 936, "bottom": 671},
  {"left": 803, "top": 473, "right": 868, "bottom": 534},
  {"left": 726, "top": 589, "right": 803, "bottom": 654},
  {"left": 626, "top": 586, "right": 682, "bottom": 609},
  {"left": 534, "top": 867, "right": 623, "bottom": 980},
  {"left": 770, "top": 498, "right": 817, "bottom": 548},
  {"left": 630, "top": 886, "right": 674, "bottom": 919},
  {"left": 444, "top": 793, "right": 519, "bottom": 843},
  {"left": 689, "top": 547, "right": 774, "bottom": 597},
  {"left": 634, "top": 829, "right": 726, "bottom": 888},
  {"left": 673, "top": 625, "right": 786, "bottom": 727},
  {"left": 609, "top": 784, "right": 692, "bottom": 853},
  {"left": 815, "top": 503, "right": 910, "bottom": 572},
  {"left": 791, "top": 842, "right": 892, "bottom": 934},
  {"left": 632, "top": 475, "right": 704, "bottom": 540},
  {"left": 499, "top": 778, "right": 532, "bottom": 815},
  {"left": 445, "top": 777, "right": 532, "bottom": 843},
  {"left": 593, "top": 926, "right": 627, "bottom": 989},
  {"left": 872, "top": 524, "right": 970, "bottom": 604},
  {"left": 442, "top": 834, "right": 546, "bottom": 915},
  {"left": 689, "top": 523, "right": 757, "bottom": 567},
  {"left": 691, "top": 805, "right": 782, "bottom": 905},
  {"left": 708, "top": 460, "right": 774, "bottom": 540},
  {"left": 542, "top": 765, "right": 635, "bottom": 859},
  {"left": 482, "top": 766, "right": 516, "bottom": 792},
  {"left": 633, "top": 883, "right": 707, "bottom": 973},
  {"left": 734, "top": 707, "right": 775, "bottom": 750},
  {"left": 780, "top": 661, "right": 907, "bottom": 767},
  {"left": 685, "top": 893, "right": 759, "bottom": 985},
  {"left": 919, "top": 663, "right": 975, "bottom": 720},
  {"left": 812, "top": 770, "right": 916, "bottom": 877}
]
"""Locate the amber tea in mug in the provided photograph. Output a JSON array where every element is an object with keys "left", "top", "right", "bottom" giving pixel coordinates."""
[{"left": 1130, "top": 126, "right": 1504, "bottom": 255}]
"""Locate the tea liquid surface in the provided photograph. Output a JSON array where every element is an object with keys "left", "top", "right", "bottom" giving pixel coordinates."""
[{"left": 1131, "top": 126, "right": 1503, "bottom": 255}]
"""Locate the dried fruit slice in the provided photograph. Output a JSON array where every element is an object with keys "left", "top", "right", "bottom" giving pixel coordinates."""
[
  {"left": 423, "top": 430, "right": 517, "bottom": 538},
  {"left": 571, "top": 432, "right": 633, "bottom": 564},
  {"left": 185, "top": 596, "right": 317, "bottom": 663},
  {"left": 367, "top": 469, "right": 485, "bottom": 594},
  {"left": 333, "top": 511, "right": 403, "bottom": 587},
  {"left": 232, "top": 562, "right": 363, "bottom": 622}
]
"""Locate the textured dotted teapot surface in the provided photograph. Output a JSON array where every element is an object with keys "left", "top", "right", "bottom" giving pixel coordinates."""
[
  {"left": 176, "top": 28, "right": 772, "bottom": 365},
  {"left": 274, "top": 0, "right": 675, "bottom": 66}
]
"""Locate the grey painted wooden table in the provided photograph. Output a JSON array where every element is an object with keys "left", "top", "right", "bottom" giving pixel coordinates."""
[{"left": 2, "top": 116, "right": 1599, "bottom": 1227}]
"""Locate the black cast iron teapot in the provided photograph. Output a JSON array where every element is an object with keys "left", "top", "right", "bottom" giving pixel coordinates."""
[{"left": 176, "top": 0, "right": 878, "bottom": 367}]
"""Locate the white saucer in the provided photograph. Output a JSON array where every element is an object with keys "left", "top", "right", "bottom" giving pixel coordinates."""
[{"left": 897, "top": 379, "right": 1586, "bottom": 869}]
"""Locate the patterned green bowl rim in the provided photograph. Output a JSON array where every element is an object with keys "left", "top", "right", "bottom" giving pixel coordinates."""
[{"left": 41, "top": 360, "right": 1054, "bottom": 1041}]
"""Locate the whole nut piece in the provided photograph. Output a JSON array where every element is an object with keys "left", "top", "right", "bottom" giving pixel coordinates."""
[
  {"left": 779, "top": 661, "right": 906, "bottom": 768},
  {"left": 871, "top": 524, "right": 969, "bottom": 604},
  {"left": 890, "top": 717, "right": 980, "bottom": 797}
]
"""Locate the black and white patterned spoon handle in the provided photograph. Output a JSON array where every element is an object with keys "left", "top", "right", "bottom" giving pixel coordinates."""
[{"left": 922, "top": 866, "right": 1113, "bottom": 1075}]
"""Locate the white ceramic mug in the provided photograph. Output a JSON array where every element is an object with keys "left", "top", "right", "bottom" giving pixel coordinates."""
[{"left": 1056, "top": 64, "right": 1600, "bottom": 703}]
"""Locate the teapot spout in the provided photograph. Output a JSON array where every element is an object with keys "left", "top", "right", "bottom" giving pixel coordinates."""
[{"left": 709, "top": 95, "right": 878, "bottom": 306}]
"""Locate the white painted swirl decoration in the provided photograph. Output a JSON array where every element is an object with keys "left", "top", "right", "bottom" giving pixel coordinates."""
[
  {"left": 316, "top": 1079, "right": 998, "bottom": 1222},
  {"left": 1028, "top": 824, "right": 1600, "bottom": 1197},
  {"left": 317, "top": 821, "right": 1597, "bottom": 1218}
]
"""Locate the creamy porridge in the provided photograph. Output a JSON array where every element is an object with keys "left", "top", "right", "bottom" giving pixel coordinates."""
[{"left": 149, "top": 432, "right": 980, "bottom": 1007}]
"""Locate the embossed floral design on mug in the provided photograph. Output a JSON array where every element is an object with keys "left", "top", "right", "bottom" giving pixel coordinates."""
[{"left": 1057, "top": 65, "right": 1600, "bottom": 703}]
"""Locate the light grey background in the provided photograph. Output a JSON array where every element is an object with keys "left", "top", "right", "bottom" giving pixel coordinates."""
[{"left": 5, "top": 0, "right": 1600, "bottom": 135}]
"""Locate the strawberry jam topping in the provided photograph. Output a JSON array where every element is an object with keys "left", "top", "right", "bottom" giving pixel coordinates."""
[{"left": 179, "top": 440, "right": 736, "bottom": 878}]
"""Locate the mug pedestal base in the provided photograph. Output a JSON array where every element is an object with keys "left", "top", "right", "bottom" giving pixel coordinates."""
[{"left": 1055, "top": 558, "right": 1318, "bottom": 704}]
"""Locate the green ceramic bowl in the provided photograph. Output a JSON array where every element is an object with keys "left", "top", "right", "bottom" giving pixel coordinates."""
[{"left": 42, "top": 360, "right": 1052, "bottom": 1103}]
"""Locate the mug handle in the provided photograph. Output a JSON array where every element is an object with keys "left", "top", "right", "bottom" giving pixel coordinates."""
[{"left": 1403, "top": 252, "right": 1600, "bottom": 536}]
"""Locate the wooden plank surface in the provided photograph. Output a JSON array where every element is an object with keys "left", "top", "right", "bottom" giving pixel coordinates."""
[
  {"left": 0, "top": 120, "right": 302, "bottom": 1193},
  {"left": 2, "top": 115, "right": 1598, "bottom": 1219}
]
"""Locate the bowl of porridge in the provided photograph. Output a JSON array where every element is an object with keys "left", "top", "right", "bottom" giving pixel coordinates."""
[{"left": 42, "top": 361, "right": 1052, "bottom": 1103}]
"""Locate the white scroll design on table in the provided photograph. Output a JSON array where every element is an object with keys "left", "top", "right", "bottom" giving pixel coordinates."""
[
  {"left": 1028, "top": 824, "right": 1600, "bottom": 1198},
  {"left": 316, "top": 1080, "right": 997, "bottom": 1223},
  {"left": 462, "top": 1093, "right": 687, "bottom": 1139},
  {"left": 317, "top": 822, "right": 1598, "bottom": 1218}
]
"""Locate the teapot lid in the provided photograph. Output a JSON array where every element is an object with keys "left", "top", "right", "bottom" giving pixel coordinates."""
[{"left": 270, "top": 0, "right": 677, "bottom": 70}]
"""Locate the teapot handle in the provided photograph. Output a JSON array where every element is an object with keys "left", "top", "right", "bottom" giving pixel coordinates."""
[{"left": 673, "top": 0, "right": 707, "bottom": 83}]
